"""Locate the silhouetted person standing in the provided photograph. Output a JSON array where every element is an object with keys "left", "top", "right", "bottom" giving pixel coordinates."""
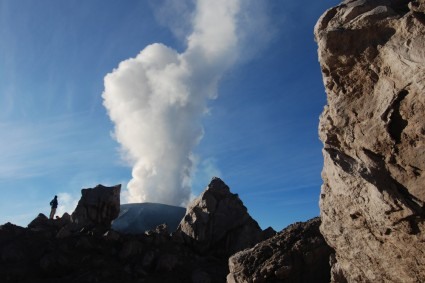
[{"left": 49, "top": 195, "right": 58, "bottom": 219}]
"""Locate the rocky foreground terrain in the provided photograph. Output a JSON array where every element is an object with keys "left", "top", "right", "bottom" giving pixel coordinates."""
[
  {"left": 0, "top": 179, "right": 332, "bottom": 283},
  {"left": 227, "top": 218, "right": 333, "bottom": 283}
]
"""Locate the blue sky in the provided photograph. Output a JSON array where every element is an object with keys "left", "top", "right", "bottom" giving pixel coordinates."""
[{"left": 0, "top": 0, "right": 339, "bottom": 231}]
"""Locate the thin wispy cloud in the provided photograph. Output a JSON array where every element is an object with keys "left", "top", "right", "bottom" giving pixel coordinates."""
[
  {"left": 0, "top": 113, "right": 121, "bottom": 182},
  {"left": 149, "top": 0, "right": 194, "bottom": 41}
]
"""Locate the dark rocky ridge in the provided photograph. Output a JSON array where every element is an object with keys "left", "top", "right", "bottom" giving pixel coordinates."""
[
  {"left": 0, "top": 220, "right": 228, "bottom": 283},
  {"left": 0, "top": 179, "right": 333, "bottom": 282},
  {"left": 1, "top": 183, "right": 229, "bottom": 282}
]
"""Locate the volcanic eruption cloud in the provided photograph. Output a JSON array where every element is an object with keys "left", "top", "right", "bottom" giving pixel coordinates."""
[{"left": 103, "top": 0, "right": 267, "bottom": 206}]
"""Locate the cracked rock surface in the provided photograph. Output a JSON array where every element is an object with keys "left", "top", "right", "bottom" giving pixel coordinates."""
[
  {"left": 71, "top": 184, "right": 121, "bottom": 231},
  {"left": 315, "top": 0, "right": 425, "bottom": 282},
  {"left": 227, "top": 217, "right": 333, "bottom": 283}
]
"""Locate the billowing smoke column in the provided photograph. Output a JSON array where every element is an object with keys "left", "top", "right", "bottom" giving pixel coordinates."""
[{"left": 103, "top": 0, "right": 242, "bottom": 206}]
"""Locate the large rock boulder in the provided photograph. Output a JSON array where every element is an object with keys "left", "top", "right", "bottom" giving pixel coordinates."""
[
  {"left": 227, "top": 217, "right": 333, "bottom": 283},
  {"left": 71, "top": 184, "right": 121, "bottom": 231},
  {"left": 177, "top": 177, "right": 265, "bottom": 256},
  {"left": 315, "top": 0, "right": 425, "bottom": 282}
]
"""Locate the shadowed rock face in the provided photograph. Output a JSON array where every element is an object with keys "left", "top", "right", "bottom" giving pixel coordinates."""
[
  {"left": 227, "top": 217, "right": 333, "bottom": 283},
  {"left": 0, "top": 182, "right": 231, "bottom": 282},
  {"left": 71, "top": 184, "right": 121, "bottom": 231},
  {"left": 177, "top": 177, "right": 268, "bottom": 256},
  {"left": 315, "top": 0, "right": 425, "bottom": 281},
  {"left": 0, "top": 220, "right": 229, "bottom": 283}
]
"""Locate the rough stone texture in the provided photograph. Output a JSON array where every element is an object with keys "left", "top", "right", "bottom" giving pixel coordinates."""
[
  {"left": 3, "top": 178, "right": 275, "bottom": 282},
  {"left": 177, "top": 177, "right": 266, "bottom": 256},
  {"left": 28, "top": 213, "right": 72, "bottom": 238},
  {"left": 0, "top": 220, "right": 229, "bottom": 283},
  {"left": 227, "top": 217, "right": 333, "bottom": 283},
  {"left": 315, "top": 0, "right": 425, "bottom": 282},
  {"left": 71, "top": 184, "right": 121, "bottom": 231}
]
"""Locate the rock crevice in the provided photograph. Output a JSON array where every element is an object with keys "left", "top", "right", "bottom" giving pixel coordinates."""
[{"left": 316, "top": 0, "right": 425, "bottom": 281}]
